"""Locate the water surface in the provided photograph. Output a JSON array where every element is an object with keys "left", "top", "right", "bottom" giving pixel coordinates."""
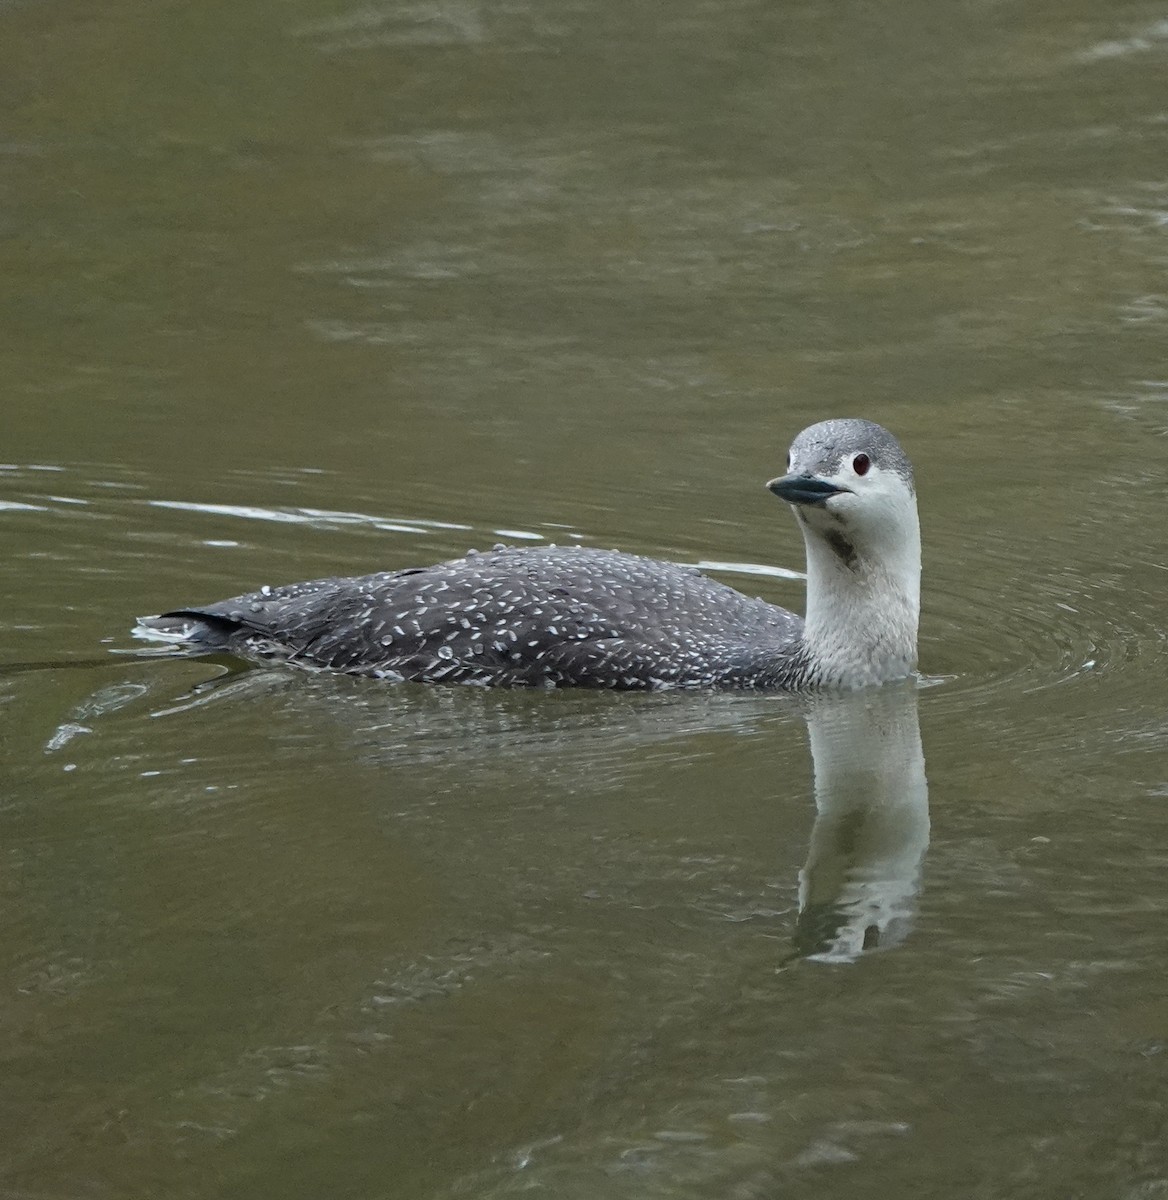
[{"left": 3, "top": 1, "right": 1168, "bottom": 1196}]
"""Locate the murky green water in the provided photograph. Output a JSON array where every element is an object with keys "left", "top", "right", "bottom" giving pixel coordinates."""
[{"left": 4, "top": 0, "right": 1168, "bottom": 1196}]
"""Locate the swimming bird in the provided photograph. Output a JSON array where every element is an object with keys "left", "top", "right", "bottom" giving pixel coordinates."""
[{"left": 134, "top": 419, "right": 920, "bottom": 690}]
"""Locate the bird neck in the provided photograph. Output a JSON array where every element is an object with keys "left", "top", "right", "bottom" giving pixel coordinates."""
[{"left": 799, "top": 518, "right": 921, "bottom": 689}]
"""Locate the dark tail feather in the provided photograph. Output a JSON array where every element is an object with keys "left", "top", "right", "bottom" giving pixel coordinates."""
[{"left": 132, "top": 611, "right": 243, "bottom": 652}]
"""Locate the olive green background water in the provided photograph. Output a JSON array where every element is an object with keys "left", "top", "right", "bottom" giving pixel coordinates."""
[{"left": 3, "top": 1, "right": 1168, "bottom": 1197}]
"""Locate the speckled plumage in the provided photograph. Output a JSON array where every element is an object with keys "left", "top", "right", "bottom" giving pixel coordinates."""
[
  {"left": 146, "top": 546, "right": 810, "bottom": 689},
  {"left": 136, "top": 419, "right": 921, "bottom": 691}
]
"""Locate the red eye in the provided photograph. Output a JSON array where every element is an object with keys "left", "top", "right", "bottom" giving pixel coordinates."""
[{"left": 852, "top": 453, "right": 871, "bottom": 476}]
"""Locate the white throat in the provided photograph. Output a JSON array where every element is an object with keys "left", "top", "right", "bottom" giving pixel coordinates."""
[{"left": 797, "top": 502, "right": 921, "bottom": 689}]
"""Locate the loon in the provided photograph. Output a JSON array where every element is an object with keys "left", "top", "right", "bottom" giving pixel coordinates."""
[{"left": 134, "top": 419, "right": 920, "bottom": 691}]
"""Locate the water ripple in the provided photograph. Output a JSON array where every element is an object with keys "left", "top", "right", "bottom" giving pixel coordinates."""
[
  {"left": 147, "top": 498, "right": 473, "bottom": 536},
  {"left": 921, "top": 519, "right": 1166, "bottom": 716}
]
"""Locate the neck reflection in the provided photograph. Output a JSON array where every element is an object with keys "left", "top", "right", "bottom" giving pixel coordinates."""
[{"left": 793, "top": 682, "right": 930, "bottom": 963}]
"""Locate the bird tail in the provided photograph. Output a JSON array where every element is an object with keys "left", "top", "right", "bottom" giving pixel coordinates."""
[{"left": 131, "top": 612, "right": 240, "bottom": 652}]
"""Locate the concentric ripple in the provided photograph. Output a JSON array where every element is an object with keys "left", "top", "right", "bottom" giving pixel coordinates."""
[{"left": 920, "top": 504, "right": 1167, "bottom": 719}]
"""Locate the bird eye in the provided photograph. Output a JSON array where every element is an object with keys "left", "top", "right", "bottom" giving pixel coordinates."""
[{"left": 852, "top": 453, "right": 871, "bottom": 477}]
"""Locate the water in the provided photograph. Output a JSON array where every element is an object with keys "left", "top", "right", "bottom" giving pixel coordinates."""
[{"left": 4, "top": 0, "right": 1168, "bottom": 1196}]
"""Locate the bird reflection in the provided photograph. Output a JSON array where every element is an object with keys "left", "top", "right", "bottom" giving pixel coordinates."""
[
  {"left": 57, "top": 652, "right": 930, "bottom": 968},
  {"left": 792, "top": 682, "right": 929, "bottom": 963}
]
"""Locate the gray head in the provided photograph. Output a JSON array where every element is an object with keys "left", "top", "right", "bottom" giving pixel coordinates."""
[
  {"left": 779, "top": 419, "right": 914, "bottom": 495},
  {"left": 767, "top": 419, "right": 918, "bottom": 564}
]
